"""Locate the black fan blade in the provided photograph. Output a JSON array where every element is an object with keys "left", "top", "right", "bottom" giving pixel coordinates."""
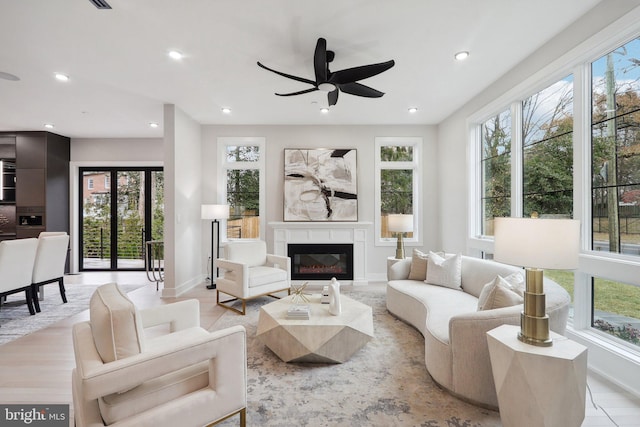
[
  {"left": 328, "top": 89, "right": 339, "bottom": 106},
  {"left": 338, "top": 82, "right": 384, "bottom": 98},
  {"left": 257, "top": 61, "right": 316, "bottom": 86},
  {"left": 329, "top": 60, "right": 395, "bottom": 85},
  {"left": 314, "top": 38, "right": 328, "bottom": 83},
  {"left": 275, "top": 88, "right": 319, "bottom": 96}
]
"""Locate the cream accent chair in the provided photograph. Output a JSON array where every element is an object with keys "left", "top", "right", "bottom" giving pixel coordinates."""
[
  {"left": 72, "top": 283, "right": 247, "bottom": 427},
  {"left": 0, "top": 238, "right": 39, "bottom": 316},
  {"left": 31, "top": 233, "right": 70, "bottom": 312},
  {"left": 215, "top": 240, "right": 291, "bottom": 315}
]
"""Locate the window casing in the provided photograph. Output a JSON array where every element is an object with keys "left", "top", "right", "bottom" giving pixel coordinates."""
[
  {"left": 374, "top": 137, "right": 422, "bottom": 245},
  {"left": 217, "top": 137, "right": 266, "bottom": 240}
]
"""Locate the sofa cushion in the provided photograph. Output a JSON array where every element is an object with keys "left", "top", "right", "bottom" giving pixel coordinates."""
[
  {"left": 408, "top": 249, "right": 429, "bottom": 280},
  {"left": 425, "top": 252, "right": 462, "bottom": 290},
  {"left": 89, "top": 283, "right": 144, "bottom": 363},
  {"left": 477, "top": 275, "right": 524, "bottom": 311}
]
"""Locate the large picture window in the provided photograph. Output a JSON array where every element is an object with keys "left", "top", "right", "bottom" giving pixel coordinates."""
[
  {"left": 375, "top": 137, "right": 421, "bottom": 243},
  {"left": 523, "top": 76, "right": 574, "bottom": 218},
  {"left": 218, "top": 137, "right": 265, "bottom": 240},
  {"left": 591, "top": 37, "right": 640, "bottom": 256}
]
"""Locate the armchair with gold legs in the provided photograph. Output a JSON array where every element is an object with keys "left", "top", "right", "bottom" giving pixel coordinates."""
[{"left": 216, "top": 240, "right": 291, "bottom": 315}]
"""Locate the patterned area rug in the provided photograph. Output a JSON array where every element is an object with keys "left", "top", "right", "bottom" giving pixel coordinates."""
[
  {"left": 0, "top": 283, "right": 143, "bottom": 345},
  {"left": 213, "top": 286, "right": 501, "bottom": 427}
]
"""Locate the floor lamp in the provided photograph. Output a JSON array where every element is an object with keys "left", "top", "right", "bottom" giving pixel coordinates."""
[{"left": 201, "top": 204, "right": 230, "bottom": 290}]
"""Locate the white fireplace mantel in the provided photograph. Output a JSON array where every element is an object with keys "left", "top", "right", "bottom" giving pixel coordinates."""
[{"left": 269, "top": 221, "right": 372, "bottom": 286}]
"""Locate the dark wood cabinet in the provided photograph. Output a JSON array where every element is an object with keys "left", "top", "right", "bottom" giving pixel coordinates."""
[{"left": 0, "top": 131, "right": 70, "bottom": 238}]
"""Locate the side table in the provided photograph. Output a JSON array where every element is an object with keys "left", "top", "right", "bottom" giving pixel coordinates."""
[{"left": 487, "top": 324, "right": 587, "bottom": 427}]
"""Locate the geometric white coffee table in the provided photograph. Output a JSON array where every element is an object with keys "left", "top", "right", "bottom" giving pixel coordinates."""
[
  {"left": 487, "top": 324, "right": 588, "bottom": 427},
  {"left": 256, "top": 293, "right": 373, "bottom": 363}
]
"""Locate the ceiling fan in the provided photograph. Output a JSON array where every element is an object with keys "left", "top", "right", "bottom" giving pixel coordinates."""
[{"left": 257, "top": 38, "right": 395, "bottom": 107}]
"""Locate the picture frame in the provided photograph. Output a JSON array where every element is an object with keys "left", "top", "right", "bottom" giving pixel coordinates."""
[{"left": 283, "top": 148, "right": 358, "bottom": 221}]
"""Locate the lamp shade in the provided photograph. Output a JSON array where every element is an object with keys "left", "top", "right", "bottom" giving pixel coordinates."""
[
  {"left": 388, "top": 214, "right": 414, "bottom": 233},
  {"left": 494, "top": 217, "right": 580, "bottom": 270},
  {"left": 201, "top": 204, "right": 230, "bottom": 220}
]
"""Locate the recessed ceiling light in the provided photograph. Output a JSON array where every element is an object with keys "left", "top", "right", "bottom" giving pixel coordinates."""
[
  {"left": 168, "top": 50, "right": 183, "bottom": 60},
  {"left": 221, "top": 107, "right": 232, "bottom": 114},
  {"left": 454, "top": 51, "right": 470, "bottom": 61},
  {"left": 408, "top": 107, "right": 418, "bottom": 113},
  {"left": 320, "top": 108, "right": 329, "bottom": 114},
  {"left": 54, "top": 73, "right": 69, "bottom": 82},
  {"left": 44, "top": 123, "right": 54, "bottom": 129},
  {"left": 149, "top": 122, "right": 159, "bottom": 128}
]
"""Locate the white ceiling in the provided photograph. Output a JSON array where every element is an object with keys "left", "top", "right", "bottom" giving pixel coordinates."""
[{"left": 0, "top": 0, "right": 601, "bottom": 139}]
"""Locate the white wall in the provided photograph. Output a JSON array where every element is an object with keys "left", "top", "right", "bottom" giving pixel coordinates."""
[
  {"left": 201, "top": 124, "right": 438, "bottom": 281},
  {"left": 162, "top": 104, "right": 202, "bottom": 297},
  {"left": 71, "top": 138, "right": 163, "bottom": 162}
]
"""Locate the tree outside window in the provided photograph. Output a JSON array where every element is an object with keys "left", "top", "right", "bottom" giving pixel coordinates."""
[{"left": 481, "top": 110, "right": 511, "bottom": 236}]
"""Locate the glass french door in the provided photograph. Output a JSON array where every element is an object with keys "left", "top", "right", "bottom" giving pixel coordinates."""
[{"left": 80, "top": 167, "right": 163, "bottom": 271}]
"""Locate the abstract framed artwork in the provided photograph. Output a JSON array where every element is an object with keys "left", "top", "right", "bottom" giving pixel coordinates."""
[{"left": 284, "top": 148, "right": 358, "bottom": 221}]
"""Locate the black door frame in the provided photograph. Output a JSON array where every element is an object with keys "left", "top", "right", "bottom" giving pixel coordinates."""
[{"left": 79, "top": 166, "right": 163, "bottom": 271}]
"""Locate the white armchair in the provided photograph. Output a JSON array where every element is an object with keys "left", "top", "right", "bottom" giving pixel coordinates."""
[
  {"left": 32, "top": 233, "right": 70, "bottom": 312},
  {"left": 72, "top": 283, "right": 247, "bottom": 427},
  {"left": 0, "top": 238, "right": 39, "bottom": 316},
  {"left": 215, "top": 240, "right": 291, "bottom": 315}
]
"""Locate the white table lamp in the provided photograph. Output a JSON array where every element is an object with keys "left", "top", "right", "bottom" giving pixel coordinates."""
[
  {"left": 201, "top": 204, "right": 230, "bottom": 290},
  {"left": 388, "top": 214, "right": 413, "bottom": 259},
  {"left": 494, "top": 217, "right": 580, "bottom": 346}
]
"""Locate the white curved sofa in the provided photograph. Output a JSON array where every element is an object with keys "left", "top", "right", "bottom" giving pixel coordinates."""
[{"left": 386, "top": 254, "right": 570, "bottom": 409}]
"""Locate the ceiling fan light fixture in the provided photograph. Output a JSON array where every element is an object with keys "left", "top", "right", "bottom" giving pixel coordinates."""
[
  {"left": 320, "top": 107, "right": 329, "bottom": 114},
  {"left": 454, "top": 51, "right": 470, "bottom": 61},
  {"left": 317, "top": 83, "right": 336, "bottom": 92}
]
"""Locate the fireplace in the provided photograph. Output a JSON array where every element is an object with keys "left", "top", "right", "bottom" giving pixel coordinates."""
[{"left": 288, "top": 243, "right": 353, "bottom": 281}]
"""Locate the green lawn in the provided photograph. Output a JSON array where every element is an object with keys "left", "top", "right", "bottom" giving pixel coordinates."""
[{"left": 544, "top": 270, "right": 640, "bottom": 319}]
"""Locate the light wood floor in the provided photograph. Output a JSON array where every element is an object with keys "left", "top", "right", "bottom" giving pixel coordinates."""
[{"left": 0, "top": 272, "right": 638, "bottom": 427}]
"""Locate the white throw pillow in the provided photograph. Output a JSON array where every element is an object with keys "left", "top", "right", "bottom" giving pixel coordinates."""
[
  {"left": 503, "top": 272, "right": 526, "bottom": 297},
  {"left": 425, "top": 252, "right": 462, "bottom": 290},
  {"left": 90, "top": 283, "right": 144, "bottom": 363},
  {"left": 477, "top": 275, "right": 524, "bottom": 311}
]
